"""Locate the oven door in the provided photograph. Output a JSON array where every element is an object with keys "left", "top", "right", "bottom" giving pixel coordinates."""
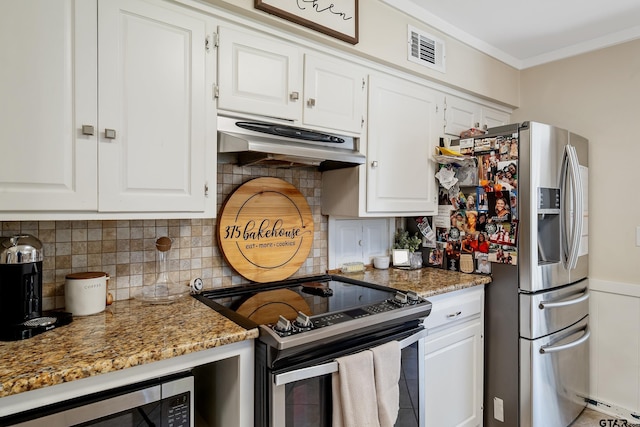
[{"left": 269, "top": 327, "right": 427, "bottom": 427}]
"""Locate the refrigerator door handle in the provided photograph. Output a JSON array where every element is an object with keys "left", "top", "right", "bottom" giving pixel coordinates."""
[
  {"left": 561, "top": 144, "right": 584, "bottom": 270},
  {"left": 539, "top": 326, "right": 590, "bottom": 354},
  {"left": 538, "top": 290, "right": 589, "bottom": 310}
]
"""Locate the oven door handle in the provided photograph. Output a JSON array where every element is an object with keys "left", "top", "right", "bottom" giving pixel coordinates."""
[
  {"left": 274, "top": 329, "right": 428, "bottom": 386},
  {"left": 274, "top": 361, "right": 339, "bottom": 386}
]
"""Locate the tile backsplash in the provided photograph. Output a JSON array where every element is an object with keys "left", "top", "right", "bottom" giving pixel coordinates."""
[{"left": 0, "top": 165, "right": 327, "bottom": 310}]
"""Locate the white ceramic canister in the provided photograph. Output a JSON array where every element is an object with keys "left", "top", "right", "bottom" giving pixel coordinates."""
[
  {"left": 65, "top": 272, "right": 108, "bottom": 316},
  {"left": 373, "top": 256, "right": 390, "bottom": 269}
]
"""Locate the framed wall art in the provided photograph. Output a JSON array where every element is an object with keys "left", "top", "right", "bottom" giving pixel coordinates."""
[{"left": 255, "top": 0, "right": 359, "bottom": 44}]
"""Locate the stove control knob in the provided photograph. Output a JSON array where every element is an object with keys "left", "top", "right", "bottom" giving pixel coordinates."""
[
  {"left": 275, "top": 316, "right": 292, "bottom": 334},
  {"left": 393, "top": 291, "right": 408, "bottom": 305},
  {"left": 294, "top": 311, "right": 312, "bottom": 330},
  {"left": 407, "top": 291, "right": 420, "bottom": 304}
]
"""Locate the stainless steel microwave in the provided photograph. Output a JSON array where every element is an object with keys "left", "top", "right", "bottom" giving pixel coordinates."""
[{"left": 2, "top": 373, "right": 193, "bottom": 427}]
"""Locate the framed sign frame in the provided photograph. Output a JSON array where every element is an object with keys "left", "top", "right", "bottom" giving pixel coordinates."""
[
  {"left": 255, "top": 0, "right": 359, "bottom": 44},
  {"left": 392, "top": 249, "right": 410, "bottom": 267}
]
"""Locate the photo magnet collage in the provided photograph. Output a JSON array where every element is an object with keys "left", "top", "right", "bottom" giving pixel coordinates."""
[{"left": 429, "top": 133, "right": 519, "bottom": 274}]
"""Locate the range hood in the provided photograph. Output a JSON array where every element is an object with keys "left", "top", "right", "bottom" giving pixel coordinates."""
[{"left": 217, "top": 116, "right": 366, "bottom": 171}]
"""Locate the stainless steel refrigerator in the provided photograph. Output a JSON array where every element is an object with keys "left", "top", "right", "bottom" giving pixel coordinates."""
[{"left": 483, "top": 121, "right": 590, "bottom": 427}]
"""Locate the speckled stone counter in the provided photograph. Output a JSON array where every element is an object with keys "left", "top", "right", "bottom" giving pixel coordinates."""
[
  {"left": 0, "top": 296, "right": 258, "bottom": 399},
  {"left": 333, "top": 266, "right": 491, "bottom": 298},
  {"left": 0, "top": 267, "right": 488, "bottom": 402}
]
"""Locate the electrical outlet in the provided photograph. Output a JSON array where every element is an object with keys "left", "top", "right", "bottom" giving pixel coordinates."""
[{"left": 494, "top": 397, "right": 504, "bottom": 422}]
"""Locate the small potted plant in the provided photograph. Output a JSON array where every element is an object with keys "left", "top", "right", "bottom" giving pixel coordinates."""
[
  {"left": 393, "top": 230, "right": 423, "bottom": 269},
  {"left": 393, "top": 230, "right": 422, "bottom": 252}
]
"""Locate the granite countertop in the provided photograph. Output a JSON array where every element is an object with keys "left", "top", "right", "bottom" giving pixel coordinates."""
[
  {"left": 0, "top": 297, "right": 258, "bottom": 399},
  {"left": 333, "top": 266, "right": 492, "bottom": 297},
  {"left": 0, "top": 267, "right": 489, "bottom": 402}
]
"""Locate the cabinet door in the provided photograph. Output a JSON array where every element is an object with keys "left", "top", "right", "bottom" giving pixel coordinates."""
[
  {"left": 0, "top": 0, "right": 97, "bottom": 212},
  {"left": 98, "top": 0, "right": 211, "bottom": 212},
  {"left": 424, "top": 320, "right": 483, "bottom": 427},
  {"left": 367, "top": 75, "right": 438, "bottom": 214},
  {"left": 303, "top": 53, "right": 365, "bottom": 134},
  {"left": 333, "top": 220, "right": 363, "bottom": 267},
  {"left": 330, "top": 218, "right": 391, "bottom": 267},
  {"left": 217, "top": 26, "right": 301, "bottom": 122},
  {"left": 481, "top": 106, "right": 510, "bottom": 131},
  {"left": 444, "top": 96, "right": 480, "bottom": 137}
]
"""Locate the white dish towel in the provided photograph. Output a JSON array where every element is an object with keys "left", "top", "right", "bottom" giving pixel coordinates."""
[
  {"left": 332, "top": 341, "right": 401, "bottom": 427},
  {"left": 372, "top": 341, "right": 401, "bottom": 427},
  {"left": 332, "top": 349, "right": 380, "bottom": 427}
]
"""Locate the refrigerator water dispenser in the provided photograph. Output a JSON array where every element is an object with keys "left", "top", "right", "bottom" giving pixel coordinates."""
[{"left": 537, "top": 187, "right": 561, "bottom": 264}]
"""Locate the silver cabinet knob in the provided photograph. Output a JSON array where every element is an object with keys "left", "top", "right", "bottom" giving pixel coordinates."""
[
  {"left": 104, "top": 129, "right": 117, "bottom": 139},
  {"left": 307, "top": 98, "right": 316, "bottom": 107},
  {"left": 289, "top": 91, "right": 299, "bottom": 101},
  {"left": 371, "top": 161, "right": 378, "bottom": 168},
  {"left": 81, "top": 125, "right": 95, "bottom": 136}
]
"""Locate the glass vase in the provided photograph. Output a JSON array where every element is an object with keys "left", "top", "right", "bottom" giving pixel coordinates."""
[{"left": 409, "top": 251, "right": 423, "bottom": 269}]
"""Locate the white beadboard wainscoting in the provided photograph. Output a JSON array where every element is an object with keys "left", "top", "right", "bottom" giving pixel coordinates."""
[{"left": 589, "top": 279, "right": 640, "bottom": 421}]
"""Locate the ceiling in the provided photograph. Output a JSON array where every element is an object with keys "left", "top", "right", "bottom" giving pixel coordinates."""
[{"left": 383, "top": 0, "right": 640, "bottom": 69}]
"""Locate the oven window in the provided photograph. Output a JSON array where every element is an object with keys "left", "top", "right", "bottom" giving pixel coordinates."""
[
  {"left": 397, "top": 342, "right": 420, "bottom": 427},
  {"left": 283, "top": 343, "right": 419, "bottom": 427},
  {"left": 285, "top": 376, "right": 331, "bottom": 427}
]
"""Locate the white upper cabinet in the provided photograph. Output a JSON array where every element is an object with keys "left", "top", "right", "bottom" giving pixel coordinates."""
[
  {"left": 98, "top": 0, "right": 213, "bottom": 213},
  {"left": 0, "top": 0, "right": 98, "bottom": 211},
  {"left": 302, "top": 53, "right": 366, "bottom": 134},
  {"left": 217, "top": 25, "right": 366, "bottom": 134},
  {"left": 444, "top": 95, "right": 510, "bottom": 136},
  {"left": 217, "top": 25, "right": 301, "bottom": 122},
  {"left": 443, "top": 96, "right": 480, "bottom": 137},
  {"left": 322, "top": 73, "right": 440, "bottom": 217},
  {"left": 366, "top": 74, "right": 439, "bottom": 214},
  {"left": 0, "top": 0, "right": 216, "bottom": 218},
  {"left": 480, "top": 106, "right": 511, "bottom": 130}
]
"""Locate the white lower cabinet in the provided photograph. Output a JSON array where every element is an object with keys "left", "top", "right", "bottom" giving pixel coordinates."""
[{"left": 423, "top": 287, "right": 484, "bottom": 427}]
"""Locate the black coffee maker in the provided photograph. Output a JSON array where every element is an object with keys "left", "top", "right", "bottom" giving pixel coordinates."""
[{"left": 0, "top": 234, "right": 71, "bottom": 341}]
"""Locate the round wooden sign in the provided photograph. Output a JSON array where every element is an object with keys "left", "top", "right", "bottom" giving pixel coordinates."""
[{"left": 218, "top": 177, "right": 314, "bottom": 282}]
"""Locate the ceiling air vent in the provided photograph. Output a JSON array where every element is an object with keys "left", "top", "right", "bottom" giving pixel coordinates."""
[{"left": 408, "top": 25, "right": 445, "bottom": 73}]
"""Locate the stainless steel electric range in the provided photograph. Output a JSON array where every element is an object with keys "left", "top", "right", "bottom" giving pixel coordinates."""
[{"left": 194, "top": 274, "right": 432, "bottom": 427}]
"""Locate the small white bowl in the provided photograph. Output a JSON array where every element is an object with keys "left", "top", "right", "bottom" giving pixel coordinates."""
[{"left": 373, "top": 256, "right": 390, "bottom": 269}]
